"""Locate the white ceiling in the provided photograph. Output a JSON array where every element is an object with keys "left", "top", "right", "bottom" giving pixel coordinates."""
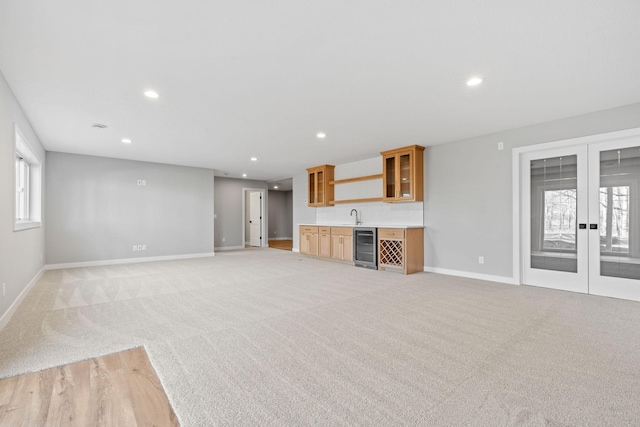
[{"left": 1, "top": 1, "right": 640, "bottom": 182}]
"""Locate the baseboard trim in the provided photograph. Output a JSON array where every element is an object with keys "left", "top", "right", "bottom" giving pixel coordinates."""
[
  {"left": 214, "top": 245, "right": 245, "bottom": 252},
  {"left": 0, "top": 266, "right": 45, "bottom": 331},
  {"left": 268, "top": 237, "right": 293, "bottom": 241},
  {"left": 423, "top": 266, "right": 517, "bottom": 285},
  {"left": 292, "top": 248, "right": 300, "bottom": 253},
  {"left": 45, "top": 252, "right": 216, "bottom": 270}
]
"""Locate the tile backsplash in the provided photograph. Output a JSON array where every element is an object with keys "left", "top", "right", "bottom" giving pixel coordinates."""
[{"left": 316, "top": 201, "right": 423, "bottom": 226}]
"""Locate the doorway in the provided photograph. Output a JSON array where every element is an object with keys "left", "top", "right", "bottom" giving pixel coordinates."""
[
  {"left": 515, "top": 128, "right": 640, "bottom": 301},
  {"left": 242, "top": 188, "right": 266, "bottom": 248}
]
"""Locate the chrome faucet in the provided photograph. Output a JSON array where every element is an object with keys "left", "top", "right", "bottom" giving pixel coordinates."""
[{"left": 350, "top": 209, "right": 362, "bottom": 225}]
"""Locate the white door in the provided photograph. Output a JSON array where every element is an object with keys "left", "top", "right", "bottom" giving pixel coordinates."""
[
  {"left": 522, "top": 136, "right": 640, "bottom": 301},
  {"left": 587, "top": 139, "right": 640, "bottom": 301},
  {"left": 522, "top": 145, "right": 589, "bottom": 294},
  {"left": 249, "top": 191, "right": 262, "bottom": 247}
]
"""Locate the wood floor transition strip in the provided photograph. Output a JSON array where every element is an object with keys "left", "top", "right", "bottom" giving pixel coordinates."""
[{"left": 0, "top": 347, "right": 179, "bottom": 427}]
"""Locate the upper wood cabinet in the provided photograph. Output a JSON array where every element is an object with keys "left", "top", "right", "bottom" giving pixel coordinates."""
[
  {"left": 381, "top": 145, "right": 425, "bottom": 202},
  {"left": 307, "top": 165, "right": 335, "bottom": 207}
]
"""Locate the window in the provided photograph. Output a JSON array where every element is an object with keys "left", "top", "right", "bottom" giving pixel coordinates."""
[
  {"left": 542, "top": 188, "right": 577, "bottom": 251},
  {"left": 14, "top": 125, "right": 41, "bottom": 231},
  {"left": 600, "top": 185, "right": 630, "bottom": 254}
]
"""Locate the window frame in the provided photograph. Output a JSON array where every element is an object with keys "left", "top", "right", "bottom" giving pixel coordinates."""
[{"left": 14, "top": 125, "right": 41, "bottom": 232}]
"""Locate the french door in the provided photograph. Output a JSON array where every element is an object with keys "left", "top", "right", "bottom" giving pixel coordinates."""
[{"left": 521, "top": 136, "right": 640, "bottom": 301}]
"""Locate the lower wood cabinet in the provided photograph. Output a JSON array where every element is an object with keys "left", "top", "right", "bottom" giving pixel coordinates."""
[
  {"left": 378, "top": 228, "right": 424, "bottom": 275},
  {"left": 299, "top": 225, "right": 353, "bottom": 263},
  {"left": 299, "top": 226, "right": 318, "bottom": 256},
  {"left": 330, "top": 227, "right": 353, "bottom": 262},
  {"left": 301, "top": 225, "right": 424, "bottom": 274}
]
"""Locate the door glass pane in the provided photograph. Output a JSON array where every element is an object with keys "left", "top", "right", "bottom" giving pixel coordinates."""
[
  {"left": 599, "top": 146, "right": 640, "bottom": 280},
  {"left": 317, "top": 170, "right": 324, "bottom": 203},
  {"left": 309, "top": 172, "right": 315, "bottom": 204},
  {"left": 530, "top": 155, "right": 578, "bottom": 273},
  {"left": 400, "top": 153, "right": 411, "bottom": 197},
  {"left": 385, "top": 157, "right": 396, "bottom": 198}
]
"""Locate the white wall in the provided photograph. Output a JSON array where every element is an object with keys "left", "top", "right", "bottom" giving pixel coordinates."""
[
  {"left": 0, "top": 71, "right": 46, "bottom": 326},
  {"left": 45, "top": 152, "right": 215, "bottom": 265},
  {"left": 424, "top": 101, "right": 640, "bottom": 281}
]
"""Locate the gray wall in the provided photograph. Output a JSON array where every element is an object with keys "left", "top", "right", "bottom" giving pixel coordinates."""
[
  {"left": 268, "top": 190, "right": 293, "bottom": 239},
  {"left": 0, "top": 71, "right": 46, "bottom": 322},
  {"left": 45, "top": 152, "right": 214, "bottom": 264},
  {"left": 214, "top": 177, "right": 268, "bottom": 249},
  {"left": 424, "top": 102, "right": 640, "bottom": 279}
]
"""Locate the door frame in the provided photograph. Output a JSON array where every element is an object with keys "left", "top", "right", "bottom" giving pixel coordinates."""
[
  {"left": 242, "top": 188, "right": 267, "bottom": 248},
  {"left": 512, "top": 126, "right": 640, "bottom": 286}
]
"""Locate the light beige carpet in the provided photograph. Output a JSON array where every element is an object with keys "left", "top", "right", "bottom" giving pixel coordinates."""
[{"left": 1, "top": 249, "right": 640, "bottom": 426}]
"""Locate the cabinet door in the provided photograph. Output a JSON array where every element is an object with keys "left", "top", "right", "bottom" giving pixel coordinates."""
[
  {"left": 398, "top": 150, "right": 413, "bottom": 200},
  {"left": 383, "top": 154, "right": 397, "bottom": 200},
  {"left": 342, "top": 235, "right": 353, "bottom": 262},
  {"left": 319, "top": 233, "right": 331, "bottom": 258},
  {"left": 308, "top": 171, "right": 316, "bottom": 205},
  {"left": 308, "top": 233, "right": 318, "bottom": 256},
  {"left": 301, "top": 232, "right": 318, "bottom": 256},
  {"left": 300, "top": 232, "right": 309, "bottom": 254},
  {"left": 330, "top": 235, "right": 341, "bottom": 260},
  {"left": 317, "top": 169, "right": 324, "bottom": 205}
]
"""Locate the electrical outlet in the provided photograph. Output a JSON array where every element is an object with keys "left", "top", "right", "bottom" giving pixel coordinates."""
[
  {"left": 137, "top": 180, "right": 142, "bottom": 186},
  {"left": 479, "top": 256, "right": 485, "bottom": 264},
  {"left": 2, "top": 283, "right": 5, "bottom": 297},
  {"left": 498, "top": 142, "right": 504, "bottom": 150},
  {"left": 133, "top": 245, "right": 138, "bottom": 251},
  {"left": 142, "top": 244, "right": 146, "bottom": 250},
  {"left": 137, "top": 245, "right": 142, "bottom": 251}
]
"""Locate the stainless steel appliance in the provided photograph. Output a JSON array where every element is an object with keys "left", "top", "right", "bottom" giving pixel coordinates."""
[{"left": 353, "top": 227, "right": 377, "bottom": 269}]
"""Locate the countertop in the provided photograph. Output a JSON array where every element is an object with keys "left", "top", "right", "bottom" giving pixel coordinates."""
[{"left": 298, "top": 224, "right": 424, "bottom": 229}]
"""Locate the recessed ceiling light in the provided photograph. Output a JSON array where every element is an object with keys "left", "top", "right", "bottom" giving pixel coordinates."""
[
  {"left": 91, "top": 123, "right": 107, "bottom": 129},
  {"left": 121, "top": 138, "right": 132, "bottom": 144},
  {"left": 466, "top": 77, "right": 483, "bottom": 86},
  {"left": 250, "top": 157, "right": 258, "bottom": 161},
  {"left": 316, "top": 132, "right": 326, "bottom": 139},
  {"left": 242, "top": 173, "right": 247, "bottom": 177},
  {"left": 144, "top": 90, "right": 159, "bottom": 98}
]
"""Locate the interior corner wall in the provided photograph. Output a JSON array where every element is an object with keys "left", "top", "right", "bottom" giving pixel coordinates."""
[
  {"left": 45, "top": 152, "right": 214, "bottom": 264},
  {"left": 424, "top": 102, "right": 640, "bottom": 280},
  {"left": 0, "top": 70, "right": 46, "bottom": 324},
  {"left": 268, "top": 190, "right": 293, "bottom": 240},
  {"left": 214, "top": 177, "right": 268, "bottom": 249}
]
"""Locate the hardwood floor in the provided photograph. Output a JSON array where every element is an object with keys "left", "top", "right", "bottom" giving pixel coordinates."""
[
  {"left": 268, "top": 239, "right": 293, "bottom": 251},
  {"left": 0, "top": 347, "right": 179, "bottom": 427}
]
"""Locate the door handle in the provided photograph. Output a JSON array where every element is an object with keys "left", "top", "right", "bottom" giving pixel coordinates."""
[
  {"left": 579, "top": 224, "right": 586, "bottom": 229},
  {"left": 590, "top": 224, "right": 598, "bottom": 230}
]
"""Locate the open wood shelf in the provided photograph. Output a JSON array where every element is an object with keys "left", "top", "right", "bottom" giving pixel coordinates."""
[
  {"left": 329, "top": 174, "right": 382, "bottom": 186},
  {"left": 329, "top": 197, "right": 383, "bottom": 205}
]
